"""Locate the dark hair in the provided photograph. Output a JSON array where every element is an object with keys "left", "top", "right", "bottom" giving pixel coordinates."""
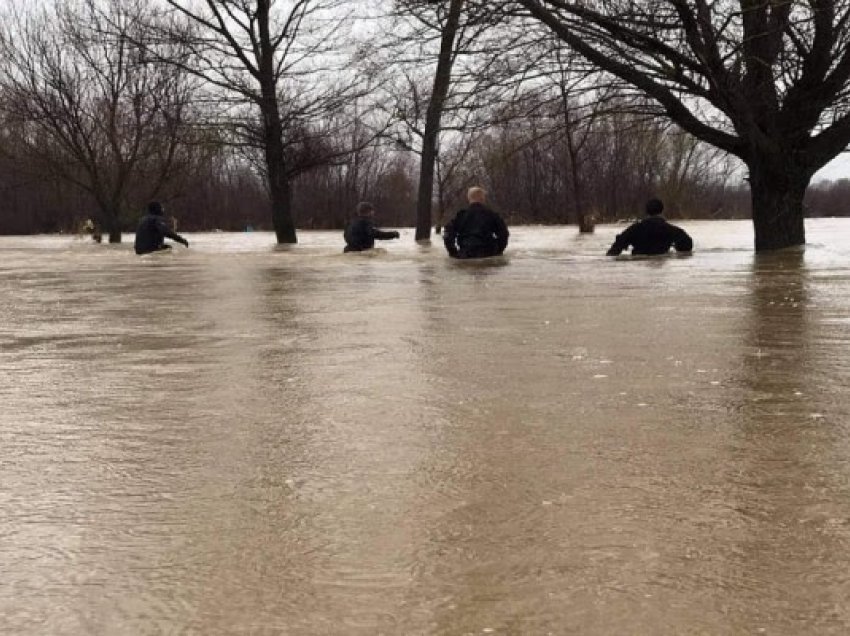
[
  {"left": 356, "top": 201, "right": 374, "bottom": 215},
  {"left": 147, "top": 201, "right": 164, "bottom": 215},
  {"left": 645, "top": 198, "right": 664, "bottom": 216}
]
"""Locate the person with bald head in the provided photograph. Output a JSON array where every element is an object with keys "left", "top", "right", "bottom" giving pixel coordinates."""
[{"left": 443, "top": 186, "right": 509, "bottom": 259}]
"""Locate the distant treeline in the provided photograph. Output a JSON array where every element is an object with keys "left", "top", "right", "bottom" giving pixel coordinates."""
[
  {"left": 0, "top": 0, "right": 847, "bottom": 245},
  {"left": 1, "top": 134, "right": 847, "bottom": 236},
  {"left": 0, "top": 0, "right": 846, "bottom": 237}
]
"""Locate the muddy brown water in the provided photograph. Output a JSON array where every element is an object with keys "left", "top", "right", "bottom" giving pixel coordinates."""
[{"left": 2, "top": 220, "right": 850, "bottom": 634}]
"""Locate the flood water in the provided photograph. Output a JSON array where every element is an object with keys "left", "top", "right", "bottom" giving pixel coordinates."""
[{"left": 2, "top": 219, "right": 850, "bottom": 634}]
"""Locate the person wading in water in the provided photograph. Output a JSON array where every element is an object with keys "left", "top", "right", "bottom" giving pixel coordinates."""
[
  {"left": 134, "top": 202, "right": 189, "bottom": 255},
  {"left": 606, "top": 198, "right": 693, "bottom": 256},
  {"left": 343, "top": 202, "right": 400, "bottom": 253},
  {"left": 443, "top": 186, "right": 509, "bottom": 259}
]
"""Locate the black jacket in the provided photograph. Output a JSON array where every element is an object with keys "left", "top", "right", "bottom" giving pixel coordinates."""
[
  {"left": 134, "top": 214, "right": 187, "bottom": 255},
  {"left": 343, "top": 217, "right": 398, "bottom": 252},
  {"left": 606, "top": 216, "right": 693, "bottom": 256},
  {"left": 443, "top": 203, "right": 509, "bottom": 258}
]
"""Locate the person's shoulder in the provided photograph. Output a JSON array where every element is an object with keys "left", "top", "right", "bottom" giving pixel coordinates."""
[{"left": 661, "top": 217, "right": 688, "bottom": 230}]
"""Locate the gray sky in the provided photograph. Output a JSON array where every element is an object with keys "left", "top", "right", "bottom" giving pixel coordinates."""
[{"left": 814, "top": 153, "right": 850, "bottom": 182}]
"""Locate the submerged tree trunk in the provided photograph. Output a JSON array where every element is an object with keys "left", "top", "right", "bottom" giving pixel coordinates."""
[
  {"left": 747, "top": 158, "right": 810, "bottom": 251},
  {"left": 559, "top": 80, "right": 593, "bottom": 233},
  {"left": 576, "top": 209, "right": 595, "bottom": 233},
  {"left": 415, "top": 0, "right": 463, "bottom": 242},
  {"left": 258, "top": 0, "right": 296, "bottom": 245},
  {"left": 102, "top": 206, "right": 122, "bottom": 244},
  {"left": 566, "top": 130, "right": 593, "bottom": 233},
  {"left": 259, "top": 97, "right": 295, "bottom": 244},
  {"left": 434, "top": 155, "right": 445, "bottom": 234},
  {"left": 265, "top": 115, "right": 296, "bottom": 244}
]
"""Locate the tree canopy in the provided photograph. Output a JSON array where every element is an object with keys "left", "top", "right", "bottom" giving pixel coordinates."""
[{"left": 513, "top": 0, "right": 850, "bottom": 249}]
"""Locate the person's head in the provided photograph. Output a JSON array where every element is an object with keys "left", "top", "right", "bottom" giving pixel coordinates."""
[
  {"left": 645, "top": 198, "right": 664, "bottom": 216},
  {"left": 467, "top": 186, "right": 487, "bottom": 204},
  {"left": 147, "top": 201, "right": 165, "bottom": 216},
  {"left": 356, "top": 201, "right": 375, "bottom": 217}
]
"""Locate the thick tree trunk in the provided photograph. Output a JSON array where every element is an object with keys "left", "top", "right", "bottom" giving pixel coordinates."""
[
  {"left": 560, "top": 85, "right": 592, "bottom": 233},
  {"left": 748, "top": 159, "right": 810, "bottom": 252},
  {"left": 267, "top": 149, "right": 296, "bottom": 244},
  {"left": 416, "top": 138, "right": 438, "bottom": 241},
  {"left": 434, "top": 157, "right": 445, "bottom": 234},
  {"left": 260, "top": 90, "right": 296, "bottom": 244},
  {"left": 577, "top": 211, "right": 595, "bottom": 233},
  {"left": 104, "top": 209, "right": 121, "bottom": 244},
  {"left": 258, "top": 99, "right": 296, "bottom": 243},
  {"left": 415, "top": 0, "right": 463, "bottom": 242},
  {"left": 258, "top": 0, "right": 296, "bottom": 245},
  {"left": 568, "top": 148, "right": 593, "bottom": 233}
]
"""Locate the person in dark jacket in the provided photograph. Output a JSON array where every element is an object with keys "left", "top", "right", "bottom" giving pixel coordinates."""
[
  {"left": 443, "top": 187, "right": 509, "bottom": 259},
  {"left": 606, "top": 198, "right": 693, "bottom": 256},
  {"left": 134, "top": 202, "right": 189, "bottom": 255},
  {"left": 343, "top": 202, "right": 400, "bottom": 252}
]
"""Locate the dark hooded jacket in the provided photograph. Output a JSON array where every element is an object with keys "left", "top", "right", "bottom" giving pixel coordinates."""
[
  {"left": 134, "top": 212, "right": 187, "bottom": 255},
  {"left": 606, "top": 216, "right": 693, "bottom": 256},
  {"left": 443, "top": 203, "right": 509, "bottom": 259},
  {"left": 343, "top": 217, "right": 399, "bottom": 252}
]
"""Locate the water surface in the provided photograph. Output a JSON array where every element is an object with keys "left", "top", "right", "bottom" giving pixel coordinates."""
[{"left": 2, "top": 220, "right": 850, "bottom": 634}]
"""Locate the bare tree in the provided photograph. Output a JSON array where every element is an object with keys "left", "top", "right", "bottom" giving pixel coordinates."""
[
  {"left": 388, "top": 0, "right": 524, "bottom": 240},
  {"left": 545, "top": 48, "right": 617, "bottom": 232},
  {"left": 655, "top": 129, "right": 739, "bottom": 218},
  {"left": 455, "top": 87, "right": 738, "bottom": 224},
  {"left": 0, "top": 0, "right": 198, "bottom": 242},
  {"left": 502, "top": 40, "right": 625, "bottom": 231},
  {"left": 404, "top": 0, "right": 464, "bottom": 241},
  {"left": 154, "top": 0, "right": 376, "bottom": 244},
  {"left": 433, "top": 130, "right": 479, "bottom": 232},
  {"left": 513, "top": 0, "right": 850, "bottom": 251}
]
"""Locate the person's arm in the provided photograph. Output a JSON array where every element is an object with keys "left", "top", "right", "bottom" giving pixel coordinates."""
[
  {"left": 443, "top": 217, "right": 459, "bottom": 257},
  {"left": 606, "top": 224, "right": 634, "bottom": 256},
  {"left": 494, "top": 214, "right": 509, "bottom": 253},
  {"left": 156, "top": 217, "right": 189, "bottom": 247},
  {"left": 370, "top": 225, "right": 400, "bottom": 240},
  {"left": 673, "top": 227, "right": 693, "bottom": 252}
]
